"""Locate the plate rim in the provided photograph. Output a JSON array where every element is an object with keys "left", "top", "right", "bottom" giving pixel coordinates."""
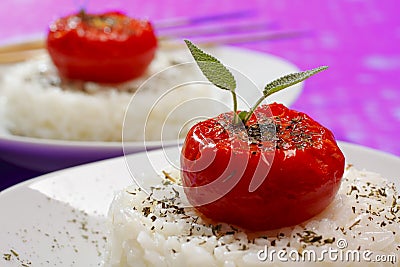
[
  {"left": 1, "top": 140, "right": 399, "bottom": 196},
  {"left": 0, "top": 45, "right": 302, "bottom": 150}
]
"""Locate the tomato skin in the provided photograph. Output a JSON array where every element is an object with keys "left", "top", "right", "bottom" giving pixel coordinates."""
[
  {"left": 181, "top": 103, "right": 345, "bottom": 231},
  {"left": 46, "top": 11, "right": 157, "bottom": 83}
]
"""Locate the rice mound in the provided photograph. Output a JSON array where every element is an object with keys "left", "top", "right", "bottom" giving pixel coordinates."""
[
  {"left": 104, "top": 167, "right": 400, "bottom": 266},
  {"left": 0, "top": 50, "right": 221, "bottom": 142}
]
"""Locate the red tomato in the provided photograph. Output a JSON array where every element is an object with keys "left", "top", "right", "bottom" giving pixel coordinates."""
[
  {"left": 46, "top": 11, "right": 157, "bottom": 83},
  {"left": 181, "top": 103, "right": 345, "bottom": 231}
]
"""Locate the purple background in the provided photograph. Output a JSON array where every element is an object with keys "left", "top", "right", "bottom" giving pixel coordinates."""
[{"left": 1, "top": 0, "right": 399, "bottom": 190}]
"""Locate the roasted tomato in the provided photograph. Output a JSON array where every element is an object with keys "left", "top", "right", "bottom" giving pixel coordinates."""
[
  {"left": 181, "top": 103, "right": 345, "bottom": 231},
  {"left": 46, "top": 11, "right": 157, "bottom": 83}
]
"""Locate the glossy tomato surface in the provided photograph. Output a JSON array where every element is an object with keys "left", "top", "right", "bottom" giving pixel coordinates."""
[
  {"left": 181, "top": 103, "right": 345, "bottom": 231},
  {"left": 47, "top": 11, "right": 157, "bottom": 83}
]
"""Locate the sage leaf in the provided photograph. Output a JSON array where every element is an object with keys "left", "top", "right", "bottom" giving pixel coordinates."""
[
  {"left": 238, "top": 111, "right": 248, "bottom": 121},
  {"left": 263, "top": 66, "right": 328, "bottom": 97},
  {"left": 184, "top": 40, "right": 236, "bottom": 92}
]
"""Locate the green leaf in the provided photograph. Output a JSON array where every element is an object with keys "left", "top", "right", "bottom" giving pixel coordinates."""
[
  {"left": 263, "top": 66, "right": 328, "bottom": 97},
  {"left": 238, "top": 111, "right": 248, "bottom": 121},
  {"left": 184, "top": 40, "right": 236, "bottom": 91}
]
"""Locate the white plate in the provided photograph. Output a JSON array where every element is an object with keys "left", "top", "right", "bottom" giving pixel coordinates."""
[
  {"left": 0, "top": 141, "right": 399, "bottom": 266},
  {"left": 0, "top": 46, "right": 302, "bottom": 172}
]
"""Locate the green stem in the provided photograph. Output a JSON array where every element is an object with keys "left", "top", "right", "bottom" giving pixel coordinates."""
[
  {"left": 232, "top": 90, "right": 240, "bottom": 124},
  {"left": 242, "top": 94, "right": 267, "bottom": 124}
]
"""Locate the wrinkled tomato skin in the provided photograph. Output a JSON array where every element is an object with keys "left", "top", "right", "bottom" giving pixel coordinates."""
[
  {"left": 46, "top": 11, "right": 157, "bottom": 83},
  {"left": 181, "top": 103, "right": 345, "bottom": 231}
]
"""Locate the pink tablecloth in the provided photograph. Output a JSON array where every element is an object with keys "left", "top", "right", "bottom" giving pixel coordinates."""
[{"left": 0, "top": 0, "right": 399, "bottom": 189}]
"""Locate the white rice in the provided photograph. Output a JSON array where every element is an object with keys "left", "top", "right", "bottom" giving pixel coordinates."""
[
  {"left": 104, "top": 167, "right": 399, "bottom": 266},
  {"left": 0, "top": 50, "right": 226, "bottom": 142}
]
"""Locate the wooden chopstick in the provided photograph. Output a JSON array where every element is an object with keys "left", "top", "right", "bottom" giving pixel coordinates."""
[
  {"left": 0, "top": 20, "right": 273, "bottom": 54},
  {"left": 0, "top": 49, "right": 45, "bottom": 64},
  {"left": 157, "top": 20, "right": 275, "bottom": 40},
  {"left": 0, "top": 39, "right": 45, "bottom": 54},
  {"left": 153, "top": 9, "right": 256, "bottom": 29},
  {"left": 0, "top": 29, "right": 309, "bottom": 64},
  {"left": 0, "top": 9, "right": 254, "bottom": 54},
  {"left": 0, "top": 6, "right": 307, "bottom": 65},
  {"left": 159, "top": 30, "right": 310, "bottom": 48},
  {"left": 0, "top": 8, "right": 263, "bottom": 64}
]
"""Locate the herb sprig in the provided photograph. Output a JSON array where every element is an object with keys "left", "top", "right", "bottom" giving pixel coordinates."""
[{"left": 184, "top": 40, "right": 328, "bottom": 124}]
